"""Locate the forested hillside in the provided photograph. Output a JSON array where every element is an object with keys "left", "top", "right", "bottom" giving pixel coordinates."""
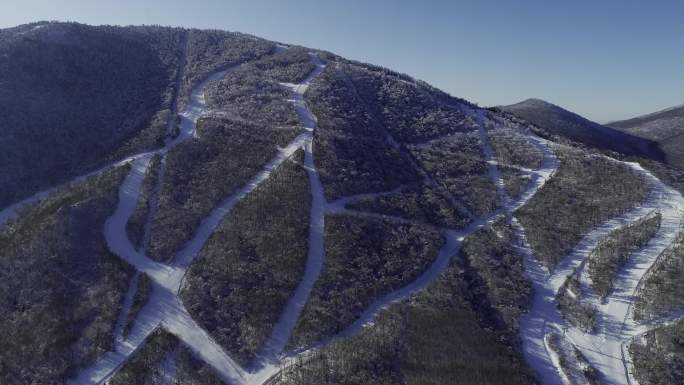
[
  {"left": 499, "top": 98, "right": 664, "bottom": 161},
  {"left": 2, "top": 21, "right": 684, "bottom": 385},
  {"left": 609, "top": 104, "right": 684, "bottom": 170},
  {"left": 0, "top": 22, "right": 273, "bottom": 209}
]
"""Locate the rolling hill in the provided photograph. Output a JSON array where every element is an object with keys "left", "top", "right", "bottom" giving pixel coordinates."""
[
  {"left": 609, "top": 103, "right": 684, "bottom": 169},
  {"left": 499, "top": 98, "right": 665, "bottom": 161}
]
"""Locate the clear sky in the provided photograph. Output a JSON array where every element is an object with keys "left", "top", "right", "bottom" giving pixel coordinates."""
[{"left": 2, "top": 0, "right": 682, "bottom": 123}]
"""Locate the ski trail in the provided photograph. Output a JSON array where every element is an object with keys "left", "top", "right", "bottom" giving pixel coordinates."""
[
  {"left": 492, "top": 115, "right": 684, "bottom": 384},
  {"left": 46, "top": 45, "right": 684, "bottom": 385},
  {"left": 0, "top": 58, "right": 245, "bottom": 231},
  {"left": 331, "top": 228, "right": 462, "bottom": 340},
  {"left": 161, "top": 294, "right": 246, "bottom": 383},
  {"left": 251, "top": 54, "right": 327, "bottom": 368},
  {"left": 0, "top": 151, "right": 154, "bottom": 228},
  {"left": 166, "top": 31, "right": 189, "bottom": 138},
  {"left": 475, "top": 109, "right": 510, "bottom": 207},
  {"left": 70, "top": 62, "right": 249, "bottom": 383},
  {"left": 103, "top": 155, "right": 186, "bottom": 292},
  {"left": 514, "top": 218, "right": 566, "bottom": 385},
  {"left": 172, "top": 131, "right": 311, "bottom": 269},
  {"left": 141, "top": 156, "right": 164, "bottom": 252},
  {"left": 555, "top": 165, "right": 682, "bottom": 385},
  {"left": 253, "top": 139, "right": 326, "bottom": 365},
  {"left": 250, "top": 109, "right": 562, "bottom": 384},
  {"left": 73, "top": 53, "right": 329, "bottom": 385},
  {"left": 548, "top": 203, "right": 656, "bottom": 293},
  {"left": 69, "top": 284, "right": 165, "bottom": 385},
  {"left": 471, "top": 111, "right": 569, "bottom": 385},
  {"left": 112, "top": 272, "right": 141, "bottom": 343}
]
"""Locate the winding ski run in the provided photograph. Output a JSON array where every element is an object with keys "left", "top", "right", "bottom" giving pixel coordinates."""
[{"left": 2, "top": 48, "right": 682, "bottom": 385}]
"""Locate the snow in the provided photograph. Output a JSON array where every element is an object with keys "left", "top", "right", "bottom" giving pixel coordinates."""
[
  {"left": 112, "top": 272, "right": 141, "bottom": 344},
  {"left": 544, "top": 333, "right": 573, "bottom": 385},
  {"left": 247, "top": 106, "right": 565, "bottom": 382},
  {"left": 498, "top": 118, "right": 684, "bottom": 384},
  {"left": 172, "top": 131, "right": 311, "bottom": 269},
  {"left": 103, "top": 154, "right": 186, "bottom": 292},
  {"left": 70, "top": 53, "right": 331, "bottom": 385},
  {"left": 333, "top": 228, "right": 462, "bottom": 340},
  {"left": 70, "top": 284, "right": 164, "bottom": 384},
  {"left": 249, "top": 54, "right": 328, "bottom": 372},
  {"left": 68, "top": 61, "right": 249, "bottom": 383},
  {"left": 161, "top": 294, "right": 246, "bottom": 384},
  {"left": 253, "top": 138, "right": 326, "bottom": 366},
  {"left": 0, "top": 151, "right": 154, "bottom": 228},
  {"left": 325, "top": 185, "right": 406, "bottom": 213},
  {"left": 173, "top": 66, "right": 239, "bottom": 142}
]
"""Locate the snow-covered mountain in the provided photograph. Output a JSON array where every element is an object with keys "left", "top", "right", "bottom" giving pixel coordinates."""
[
  {"left": 2, "top": 22, "right": 684, "bottom": 385},
  {"left": 609, "top": 104, "right": 684, "bottom": 169},
  {"left": 499, "top": 98, "right": 665, "bottom": 161}
]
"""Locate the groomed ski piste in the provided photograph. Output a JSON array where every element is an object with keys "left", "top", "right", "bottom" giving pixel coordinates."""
[
  {"left": 2, "top": 46, "right": 684, "bottom": 385},
  {"left": 475, "top": 114, "right": 684, "bottom": 384}
]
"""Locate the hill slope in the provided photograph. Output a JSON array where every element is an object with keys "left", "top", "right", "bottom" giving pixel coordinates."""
[
  {"left": 0, "top": 21, "right": 273, "bottom": 209},
  {"left": 499, "top": 98, "right": 665, "bottom": 161},
  {"left": 2, "top": 22, "right": 684, "bottom": 385},
  {"left": 609, "top": 104, "right": 684, "bottom": 169}
]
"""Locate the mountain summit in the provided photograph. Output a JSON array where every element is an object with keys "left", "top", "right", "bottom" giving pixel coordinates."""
[
  {"left": 609, "top": 103, "right": 684, "bottom": 169},
  {"left": 499, "top": 98, "right": 665, "bottom": 161}
]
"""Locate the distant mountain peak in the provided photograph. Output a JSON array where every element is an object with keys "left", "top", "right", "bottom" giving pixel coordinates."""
[{"left": 499, "top": 98, "right": 665, "bottom": 161}]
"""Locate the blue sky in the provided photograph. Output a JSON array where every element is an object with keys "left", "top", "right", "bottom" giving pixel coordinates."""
[{"left": 2, "top": 0, "right": 682, "bottom": 122}]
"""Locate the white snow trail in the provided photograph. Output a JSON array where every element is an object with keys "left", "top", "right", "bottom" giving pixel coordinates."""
[
  {"left": 69, "top": 62, "right": 249, "bottom": 384},
  {"left": 172, "top": 131, "right": 311, "bottom": 269},
  {"left": 325, "top": 185, "right": 406, "bottom": 212},
  {"left": 250, "top": 54, "right": 327, "bottom": 369},
  {"left": 248, "top": 110, "right": 562, "bottom": 384},
  {"left": 252, "top": 139, "right": 326, "bottom": 365},
  {"left": 564, "top": 162, "right": 684, "bottom": 385},
  {"left": 41, "top": 43, "right": 684, "bottom": 385},
  {"left": 474, "top": 112, "right": 568, "bottom": 385},
  {"left": 69, "top": 284, "right": 165, "bottom": 385},
  {"left": 73, "top": 53, "right": 330, "bottom": 385},
  {"left": 103, "top": 155, "right": 186, "bottom": 292},
  {"left": 0, "top": 151, "right": 155, "bottom": 228},
  {"left": 161, "top": 294, "right": 246, "bottom": 383},
  {"left": 490, "top": 114, "right": 684, "bottom": 384},
  {"left": 475, "top": 109, "right": 510, "bottom": 208},
  {"left": 112, "top": 272, "right": 141, "bottom": 343}
]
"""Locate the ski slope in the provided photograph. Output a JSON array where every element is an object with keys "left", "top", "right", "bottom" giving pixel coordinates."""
[{"left": 5, "top": 44, "right": 684, "bottom": 385}]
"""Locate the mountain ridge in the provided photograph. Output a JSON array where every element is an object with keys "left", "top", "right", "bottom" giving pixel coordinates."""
[{"left": 497, "top": 98, "right": 666, "bottom": 162}]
